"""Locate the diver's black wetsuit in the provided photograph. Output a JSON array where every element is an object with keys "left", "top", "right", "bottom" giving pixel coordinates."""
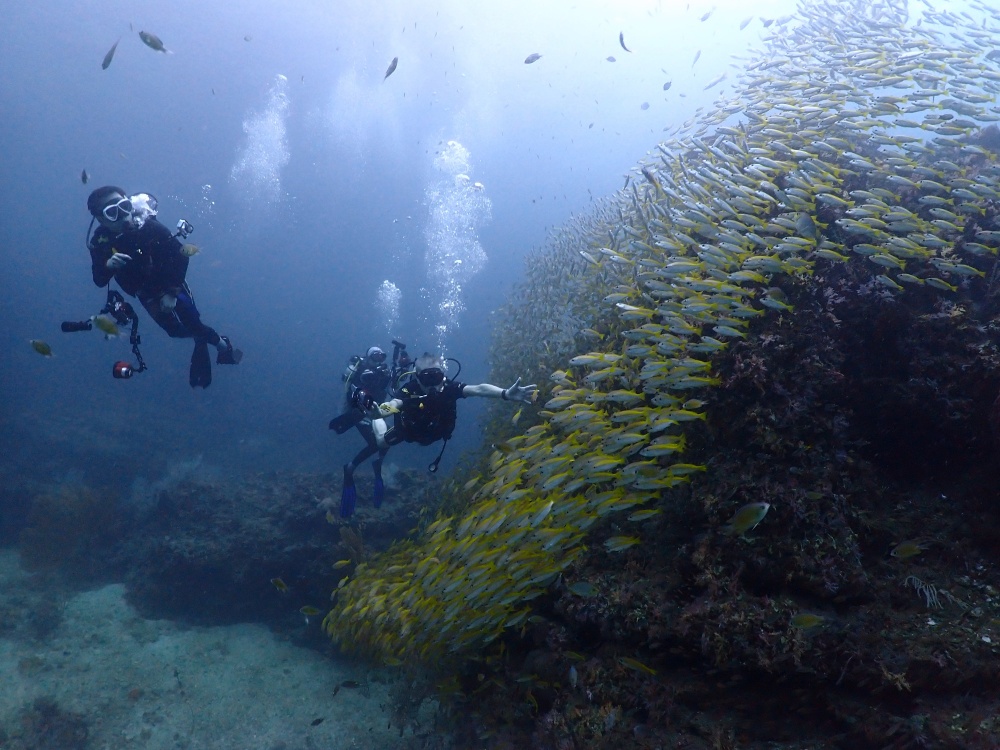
[
  {"left": 385, "top": 379, "right": 467, "bottom": 446},
  {"left": 89, "top": 217, "right": 220, "bottom": 346}
]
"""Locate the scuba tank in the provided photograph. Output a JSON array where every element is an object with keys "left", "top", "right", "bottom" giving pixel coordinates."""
[{"left": 342, "top": 355, "right": 363, "bottom": 384}]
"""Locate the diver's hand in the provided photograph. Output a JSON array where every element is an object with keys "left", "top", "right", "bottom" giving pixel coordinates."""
[
  {"left": 106, "top": 253, "right": 131, "bottom": 270},
  {"left": 159, "top": 294, "right": 177, "bottom": 312},
  {"left": 503, "top": 377, "right": 538, "bottom": 404},
  {"left": 377, "top": 402, "right": 399, "bottom": 416}
]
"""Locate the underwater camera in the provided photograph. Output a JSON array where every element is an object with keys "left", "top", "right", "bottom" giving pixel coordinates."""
[{"left": 62, "top": 289, "right": 148, "bottom": 380}]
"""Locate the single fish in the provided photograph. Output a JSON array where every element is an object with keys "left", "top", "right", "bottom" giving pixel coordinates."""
[
  {"left": 640, "top": 102, "right": 649, "bottom": 110},
  {"left": 692, "top": 50, "right": 701, "bottom": 67},
  {"left": 511, "top": 407, "right": 523, "bottom": 425},
  {"left": 619, "top": 656, "right": 656, "bottom": 675},
  {"left": 628, "top": 509, "right": 662, "bottom": 522},
  {"left": 739, "top": 16, "right": 754, "bottom": 30},
  {"left": 891, "top": 540, "right": 924, "bottom": 559},
  {"left": 139, "top": 31, "right": 169, "bottom": 53},
  {"left": 619, "top": 32, "right": 631, "bottom": 52},
  {"left": 524, "top": 53, "right": 542, "bottom": 64},
  {"left": 310, "top": 718, "right": 324, "bottom": 727},
  {"left": 604, "top": 535, "right": 641, "bottom": 552},
  {"left": 383, "top": 56, "right": 398, "bottom": 80},
  {"left": 271, "top": 577, "right": 289, "bottom": 593},
  {"left": 180, "top": 243, "right": 200, "bottom": 257},
  {"left": 102, "top": 38, "right": 120, "bottom": 70},
  {"left": 700, "top": 8, "right": 714, "bottom": 21},
  {"left": 790, "top": 612, "right": 826, "bottom": 630},
  {"left": 568, "top": 581, "right": 599, "bottom": 597},
  {"left": 724, "top": 502, "right": 770, "bottom": 536},
  {"left": 606, "top": 56, "right": 616, "bottom": 63},
  {"left": 81, "top": 169, "right": 89, "bottom": 184},
  {"left": 244, "top": 35, "right": 252, "bottom": 42},
  {"left": 663, "top": 81, "right": 672, "bottom": 91},
  {"left": 332, "top": 559, "right": 352, "bottom": 569},
  {"left": 299, "top": 606, "right": 322, "bottom": 616},
  {"left": 92, "top": 314, "right": 120, "bottom": 337},
  {"left": 30, "top": 340, "right": 53, "bottom": 357}
]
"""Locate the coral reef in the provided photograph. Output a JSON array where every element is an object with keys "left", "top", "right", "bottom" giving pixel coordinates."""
[
  {"left": 118, "top": 467, "right": 428, "bottom": 630},
  {"left": 319, "top": 0, "right": 1000, "bottom": 746},
  {"left": 18, "top": 483, "right": 125, "bottom": 581}
]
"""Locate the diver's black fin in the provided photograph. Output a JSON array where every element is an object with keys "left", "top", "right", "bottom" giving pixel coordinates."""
[
  {"left": 216, "top": 337, "right": 243, "bottom": 365},
  {"left": 329, "top": 410, "right": 365, "bottom": 434},
  {"left": 190, "top": 340, "right": 212, "bottom": 388}
]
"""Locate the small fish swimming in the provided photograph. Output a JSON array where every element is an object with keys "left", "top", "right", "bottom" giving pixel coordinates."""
[
  {"left": 619, "top": 32, "right": 631, "bottom": 52},
  {"left": 640, "top": 102, "right": 649, "bottom": 110},
  {"left": 180, "top": 243, "right": 200, "bottom": 257},
  {"left": 511, "top": 407, "right": 523, "bottom": 426},
  {"left": 524, "top": 53, "right": 542, "bottom": 64},
  {"left": 891, "top": 540, "right": 924, "bottom": 559},
  {"left": 740, "top": 16, "right": 754, "bottom": 30},
  {"left": 383, "top": 56, "right": 398, "bottom": 80},
  {"left": 139, "top": 31, "right": 168, "bottom": 53},
  {"left": 102, "top": 38, "right": 120, "bottom": 70},
  {"left": 724, "top": 502, "right": 770, "bottom": 536},
  {"left": 700, "top": 9, "right": 714, "bottom": 22},
  {"left": 271, "top": 577, "right": 289, "bottom": 593},
  {"left": 81, "top": 169, "right": 89, "bottom": 184},
  {"left": 619, "top": 656, "right": 656, "bottom": 675},
  {"left": 663, "top": 81, "right": 672, "bottom": 91},
  {"left": 606, "top": 56, "right": 616, "bottom": 63},
  {"left": 692, "top": 50, "right": 701, "bottom": 66},
  {"left": 567, "top": 581, "right": 599, "bottom": 597},
  {"left": 790, "top": 612, "right": 826, "bottom": 630},
  {"left": 299, "top": 606, "right": 322, "bottom": 616},
  {"left": 30, "top": 340, "right": 53, "bottom": 357},
  {"left": 332, "top": 559, "right": 352, "bottom": 569},
  {"left": 92, "top": 314, "right": 120, "bottom": 337},
  {"left": 310, "top": 718, "right": 324, "bottom": 727},
  {"left": 604, "top": 535, "right": 641, "bottom": 552}
]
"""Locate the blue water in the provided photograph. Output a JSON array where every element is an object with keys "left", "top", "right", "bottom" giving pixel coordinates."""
[{"left": 0, "top": 0, "right": 795, "bottom": 492}]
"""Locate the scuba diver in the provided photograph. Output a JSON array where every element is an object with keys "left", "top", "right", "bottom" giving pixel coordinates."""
[
  {"left": 330, "top": 342, "right": 410, "bottom": 514},
  {"left": 337, "top": 352, "right": 537, "bottom": 518},
  {"left": 85, "top": 185, "right": 241, "bottom": 388}
]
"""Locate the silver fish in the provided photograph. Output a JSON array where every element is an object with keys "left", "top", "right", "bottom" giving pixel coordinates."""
[
  {"left": 101, "top": 38, "right": 120, "bottom": 70},
  {"left": 139, "top": 31, "right": 168, "bottom": 53},
  {"left": 383, "top": 56, "right": 398, "bottom": 80},
  {"left": 524, "top": 53, "right": 542, "bottom": 64}
]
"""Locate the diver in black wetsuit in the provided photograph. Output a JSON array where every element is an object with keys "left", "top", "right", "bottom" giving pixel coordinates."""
[
  {"left": 86, "top": 185, "right": 242, "bottom": 388},
  {"left": 337, "top": 353, "right": 537, "bottom": 518},
  {"left": 335, "top": 346, "right": 394, "bottom": 508}
]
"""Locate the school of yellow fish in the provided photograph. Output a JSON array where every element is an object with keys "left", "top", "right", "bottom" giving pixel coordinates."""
[{"left": 324, "top": 0, "right": 1000, "bottom": 665}]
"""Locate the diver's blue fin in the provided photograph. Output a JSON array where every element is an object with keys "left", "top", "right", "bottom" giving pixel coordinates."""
[
  {"left": 340, "top": 484, "right": 356, "bottom": 517},
  {"left": 340, "top": 465, "right": 356, "bottom": 517},
  {"left": 373, "top": 462, "right": 384, "bottom": 509}
]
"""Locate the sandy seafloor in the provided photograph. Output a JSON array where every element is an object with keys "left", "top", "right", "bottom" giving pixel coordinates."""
[{"left": 0, "top": 550, "right": 422, "bottom": 750}]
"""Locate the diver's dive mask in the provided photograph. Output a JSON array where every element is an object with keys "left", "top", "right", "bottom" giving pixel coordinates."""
[
  {"left": 417, "top": 368, "right": 446, "bottom": 389},
  {"left": 101, "top": 197, "right": 133, "bottom": 223}
]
